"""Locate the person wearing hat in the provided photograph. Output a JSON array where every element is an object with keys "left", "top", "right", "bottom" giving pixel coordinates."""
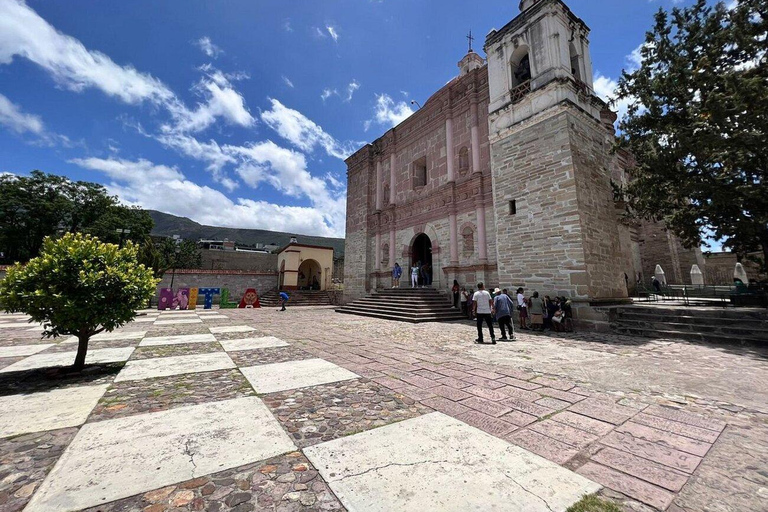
[{"left": 493, "top": 287, "right": 515, "bottom": 341}]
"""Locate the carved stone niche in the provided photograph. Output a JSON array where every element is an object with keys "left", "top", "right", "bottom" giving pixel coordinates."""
[{"left": 461, "top": 225, "right": 475, "bottom": 257}]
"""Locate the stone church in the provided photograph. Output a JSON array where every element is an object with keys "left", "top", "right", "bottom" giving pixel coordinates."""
[{"left": 343, "top": 0, "right": 680, "bottom": 327}]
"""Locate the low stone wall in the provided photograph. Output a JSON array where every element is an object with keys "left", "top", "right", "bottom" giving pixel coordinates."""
[
  {"left": 200, "top": 250, "right": 278, "bottom": 272},
  {"left": 157, "top": 269, "right": 279, "bottom": 305}
]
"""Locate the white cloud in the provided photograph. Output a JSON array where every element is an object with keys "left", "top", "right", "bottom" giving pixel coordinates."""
[
  {"left": 283, "top": 19, "right": 293, "bottom": 32},
  {"left": 326, "top": 25, "right": 339, "bottom": 42},
  {"left": 366, "top": 93, "right": 414, "bottom": 130},
  {"left": 321, "top": 88, "right": 337, "bottom": 102},
  {"left": 70, "top": 157, "right": 344, "bottom": 237},
  {"left": 195, "top": 36, "right": 223, "bottom": 59},
  {"left": 314, "top": 27, "right": 326, "bottom": 39},
  {"left": 282, "top": 75, "right": 294, "bottom": 88},
  {"left": 0, "top": 0, "right": 174, "bottom": 105},
  {"left": 261, "top": 98, "right": 360, "bottom": 159},
  {"left": 168, "top": 70, "right": 254, "bottom": 133},
  {"left": 0, "top": 92, "right": 44, "bottom": 134},
  {"left": 345, "top": 79, "right": 360, "bottom": 102}
]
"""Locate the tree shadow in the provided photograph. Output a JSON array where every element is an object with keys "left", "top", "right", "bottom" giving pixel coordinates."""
[{"left": 0, "top": 362, "right": 124, "bottom": 396}]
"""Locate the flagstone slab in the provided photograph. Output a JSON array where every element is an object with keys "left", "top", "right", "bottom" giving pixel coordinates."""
[
  {"left": 24, "top": 397, "right": 297, "bottom": 512},
  {"left": 0, "top": 384, "right": 109, "bottom": 438},
  {"left": 153, "top": 318, "right": 203, "bottom": 325},
  {"left": 139, "top": 333, "right": 217, "bottom": 347},
  {"left": 114, "top": 352, "right": 236, "bottom": 382},
  {"left": 218, "top": 336, "right": 289, "bottom": 352},
  {"left": 0, "top": 322, "right": 36, "bottom": 329},
  {"left": 199, "top": 314, "right": 229, "bottom": 320},
  {"left": 0, "top": 347, "right": 134, "bottom": 373},
  {"left": 209, "top": 325, "right": 256, "bottom": 334},
  {"left": 0, "top": 344, "right": 54, "bottom": 358},
  {"left": 62, "top": 331, "right": 146, "bottom": 343},
  {"left": 130, "top": 316, "right": 157, "bottom": 323},
  {"left": 304, "top": 412, "right": 601, "bottom": 512},
  {"left": 240, "top": 358, "right": 359, "bottom": 393}
]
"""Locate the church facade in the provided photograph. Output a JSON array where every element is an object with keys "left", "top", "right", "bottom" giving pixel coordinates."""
[{"left": 344, "top": 0, "right": 656, "bottom": 327}]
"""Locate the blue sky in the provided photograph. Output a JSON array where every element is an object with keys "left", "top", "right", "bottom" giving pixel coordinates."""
[{"left": 0, "top": 0, "right": 693, "bottom": 238}]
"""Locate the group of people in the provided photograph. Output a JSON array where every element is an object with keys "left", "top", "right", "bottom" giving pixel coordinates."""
[
  {"left": 391, "top": 262, "right": 432, "bottom": 288},
  {"left": 456, "top": 283, "right": 573, "bottom": 343}
]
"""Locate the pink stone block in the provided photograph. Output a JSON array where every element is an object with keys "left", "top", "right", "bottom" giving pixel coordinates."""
[
  {"left": 463, "top": 385, "right": 509, "bottom": 402},
  {"left": 533, "top": 376, "right": 575, "bottom": 391},
  {"left": 505, "top": 429, "right": 579, "bottom": 465},
  {"left": 551, "top": 411, "right": 615, "bottom": 437},
  {"left": 466, "top": 368, "right": 505, "bottom": 380},
  {"left": 567, "top": 400, "right": 634, "bottom": 425},
  {"left": 500, "top": 410, "right": 538, "bottom": 427},
  {"left": 372, "top": 376, "right": 408, "bottom": 390},
  {"left": 600, "top": 432, "right": 703, "bottom": 474},
  {"left": 462, "top": 375, "right": 506, "bottom": 389},
  {"left": 398, "top": 385, "right": 436, "bottom": 401},
  {"left": 413, "top": 369, "right": 444, "bottom": 381},
  {"left": 436, "top": 368, "right": 474, "bottom": 380},
  {"left": 535, "top": 397, "right": 571, "bottom": 410},
  {"left": 421, "top": 397, "right": 471, "bottom": 418},
  {"left": 495, "top": 367, "right": 537, "bottom": 381},
  {"left": 529, "top": 419, "right": 599, "bottom": 449},
  {"left": 436, "top": 376, "right": 473, "bottom": 389},
  {"left": 577, "top": 462, "right": 675, "bottom": 511},
  {"left": 644, "top": 405, "right": 726, "bottom": 433},
  {"left": 591, "top": 446, "right": 689, "bottom": 492},
  {"left": 497, "top": 386, "right": 541, "bottom": 402},
  {"left": 499, "top": 398, "right": 555, "bottom": 418},
  {"left": 400, "top": 374, "right": 441, "bottom": 389},
  {"left": 431, "top": 385, "right": 473, "bottom": 402},
  {"left": 632, "top": 412, "right": 721, "bottom": 444},
  {"left": 461, "top": 397, "right": 513, "bottom": 418},
  {"left": 498, "top": 376, "right": 541, "bottom": 390},
  {"left": 616, "top": 422, "right": 713, "bottom": 457},
  {"left": 537, "top": 387, "right": 587, "bottom": 404},
  {"left": 456, "top": 411, "right": 517, "bottom": 436}
]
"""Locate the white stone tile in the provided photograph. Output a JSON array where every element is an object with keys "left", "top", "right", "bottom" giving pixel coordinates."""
[
  {"left": 114, "top": 352, "right": 235, "bottom": 382},
  {"left": 90, "top": 331, "right": 146, "bottom": 341},
  {"left": 200, "top": 315, "right": 229, "bottom": 320},
  {"left": 209, "top": 325, "right": 256, "bottom": 334},
  {"left": 0, "top": 347, "right": 134, "bottom": 373},
  {"left": 25, "top": 397, "right": 296, "bottom": 512},
  {"left": 240, "top": 358, "right": 358, "bottom": 393},
  {"left": 197, "top": 310, "right": 221, "bottom": 315},
  {"left": 0, "top": 384, "right": 109, "bottom": 439},
  {"left": 304, "top": 412, "right": 601, "bottom": 512},
  {"left": 157, "top": 309, "right": 197, "bottom": 315},
  {"left": 139, "top": 333, "right": 217, "bottom": 347},
  {"left": 0, "top": 322, "right": 34, "bottom": 329},
  {"left": 153, "top": 318, "right": 203, "bottom": 325},
  {"left": 131, "top": 316, "right": 157, "bottom": 323},
  {"left": 219, "top": 337, "right": 290, "bottom": 352},
  {"left": 0, "top": 344, "right": 54, "bottom": 358}
]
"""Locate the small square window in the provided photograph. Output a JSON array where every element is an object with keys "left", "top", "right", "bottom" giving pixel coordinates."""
[{"left": 509, "top": 200, "right": 517, "bottom": 215}]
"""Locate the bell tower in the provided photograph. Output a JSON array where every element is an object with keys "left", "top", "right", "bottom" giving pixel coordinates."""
[{"left": 484, "top": 0, "right": 632, "bottom": 328}]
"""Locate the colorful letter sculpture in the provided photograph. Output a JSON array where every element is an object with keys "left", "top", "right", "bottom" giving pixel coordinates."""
[
  {"left": 238, "top": 288, "right": 261, "bottom": 308},
  {"left": 172, "top": 288, "right": 190, "bottom": 310},
  {"left": 198, "top": 288, "right": 221, "bottom": 309},
  {"left": 158, "top": 288, "right": 174, "bottom": 310},
  {"left": 188, "top": 288, "right": 199, "bottom": 309},
  {"left": 219, "top": 288, "right": 239, "bottom": 309}
]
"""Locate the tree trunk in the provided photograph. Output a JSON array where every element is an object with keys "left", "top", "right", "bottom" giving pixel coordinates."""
[
  {"left": 761, "top": 232, "right": 768, "bottom": 275},
  {"left": 73, "top": 334, "right": 89, "bottom": 371}
]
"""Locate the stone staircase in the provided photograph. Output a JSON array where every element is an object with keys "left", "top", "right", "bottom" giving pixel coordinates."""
[
  {"left": 336, "top": 287, "right": 466, "bottom": 323},
  {"left": 608, "top": 305, "right": 768, "bottom": 345},
  {"left": 259, "top": 289, "right": 333, "bottom": 307}
]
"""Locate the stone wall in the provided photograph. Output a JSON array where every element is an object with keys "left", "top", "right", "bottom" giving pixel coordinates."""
[
  {"left": 200, "top": 250, "right": 277, "bottom": 272},
  {"left": 638, "top": 222, "right": 706, "bottom": 285},
  {"left": 156, "top": 270, "right": 278, "bottom": 305},
  {"left": 704, "top": 252, "right": 765, "bottom": 284}
]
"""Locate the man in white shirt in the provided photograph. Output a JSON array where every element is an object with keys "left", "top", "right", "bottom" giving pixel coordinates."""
[{"left": 472, "top": 282, "right": 495, "bottom": 344}]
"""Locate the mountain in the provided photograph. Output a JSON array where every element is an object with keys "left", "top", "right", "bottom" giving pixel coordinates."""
[{"left": 147, "top": 210, "right": 345, "bottom": 256}]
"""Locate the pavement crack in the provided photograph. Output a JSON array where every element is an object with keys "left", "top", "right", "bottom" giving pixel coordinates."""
[
  {"left": 499, "top": 471, "right": 555, "bottom": 512},
  {"left": 182, "top": 438, "right": 198, "bottom": 476},
  {"left": 337, "top": 459, "right": 452, "bottom": 481}
]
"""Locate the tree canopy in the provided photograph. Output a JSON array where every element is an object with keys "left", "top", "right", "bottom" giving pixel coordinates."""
[
  {"left": 0, "top": 171, "right": 153, "bottom": 263},
  {"left": 0, "top": 233, "right": 158, "bottom": 370},
  {"left": 614, "top": 0, "right": 768, "bottom": 269}
]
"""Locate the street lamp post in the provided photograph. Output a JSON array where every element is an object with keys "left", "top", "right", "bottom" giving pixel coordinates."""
[
  {"left": 115, "top": 228, "right": 131, "bottom": 248},
  {"left": 169, "top": 235, "right": 181, "bottom": 289}
]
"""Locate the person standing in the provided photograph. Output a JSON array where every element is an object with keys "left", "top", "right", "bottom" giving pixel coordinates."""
[
  {"left": 278, "top": 291, "right": 289, "bottom": 312},
  {"left": 411, "top": 262, "right": 420, "bottom": 288},
  {"left": 493, "top": 288, "right": 515, "bottom": 341},
  {"left": 472, "top": 283, "right": 495, "bottom": 344},
  {"left": 516, "top": 287, "right": 529, "bottom": 330},
  {"left": 466, "top": 288, "right": 474, "bottom": 319},
  {"left": 529, "top": 291, "right": 544, "bottom": 331},
  {"left": 452, "top": 280, "right": 460, "bottom": 309},
  {"left": 460, "top": 287, "right": 469, "bottom": 315},
  {"left": 392, "top": 262, "right": 402, "bottom": 288}
]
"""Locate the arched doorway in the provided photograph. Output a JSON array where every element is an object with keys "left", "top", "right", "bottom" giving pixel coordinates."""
[
  {"left": 411, "top": 233, "right": 433, "bottom": 287},
  {"left": 298, "top": 259, "right": 322, "bottom": 290}
]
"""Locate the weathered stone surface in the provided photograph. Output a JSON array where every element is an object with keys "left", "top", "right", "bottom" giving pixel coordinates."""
[{"left": 577, "top": 462, "right": 675, "bottom": 511}]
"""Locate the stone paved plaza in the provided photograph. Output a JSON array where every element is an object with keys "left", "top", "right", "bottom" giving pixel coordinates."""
[{"left": 0, "top": 307, "right": 766, "bottom": 512}]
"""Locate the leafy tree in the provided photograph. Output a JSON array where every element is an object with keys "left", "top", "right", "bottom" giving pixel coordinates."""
[
  {"left": 614, "top": 0, "right": 768, "bottom": 269},
  {"left": 156, "top": 238, "right": 202, "bottom": 276},
  {"left": 0, "top": 233, "right": 158, "bottom": 371},
  {"left": 0, "top": 172, "right": 153, "bottom": 263}
]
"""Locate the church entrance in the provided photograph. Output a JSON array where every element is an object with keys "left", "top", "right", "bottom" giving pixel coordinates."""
[{"left": 411, "top": 233, "right": 433, "bottom": 287}]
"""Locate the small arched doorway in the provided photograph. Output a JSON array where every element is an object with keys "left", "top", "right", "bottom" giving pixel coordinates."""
[
  {"left": 298, "top": 259, "right": 322, "bottom": 290},
  {"left": 411, "top": 233, "right": 433, "bottom": 287}
]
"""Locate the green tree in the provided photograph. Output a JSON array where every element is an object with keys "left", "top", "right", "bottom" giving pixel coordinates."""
[
  {"left": 614, "top": 0, "right": 768, "bottom": 269},
  {"left": 0, "top": 172, "right": 153, "bottom": 263},
  {"left": 0, "top": 233, "right": 158, "bottom": 371},
  {"left": 156, "top": 238, "right": 202, "bottom": 276}
]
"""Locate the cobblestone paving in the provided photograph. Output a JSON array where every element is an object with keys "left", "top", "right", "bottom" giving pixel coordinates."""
[
  {"left": 87, "top": 369, "right": 256, "bottom": 422},
  {"left": 41, "top": 338, "right": 139, "bottom": 353},
  {"left": 82, "top": 452, "right": 345, "bottom": 512},
  {"left": 262, "top": 378, "right": 431, "bottom": 448},
  {"left": 130, "top": 341, "right": 223, "bottom": 360},
  {"left": 0, "top": 427, "right": 78, "bottom": 512},
  {"left": 228, "top": 345, "right": 315, "bottom": 367}
]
